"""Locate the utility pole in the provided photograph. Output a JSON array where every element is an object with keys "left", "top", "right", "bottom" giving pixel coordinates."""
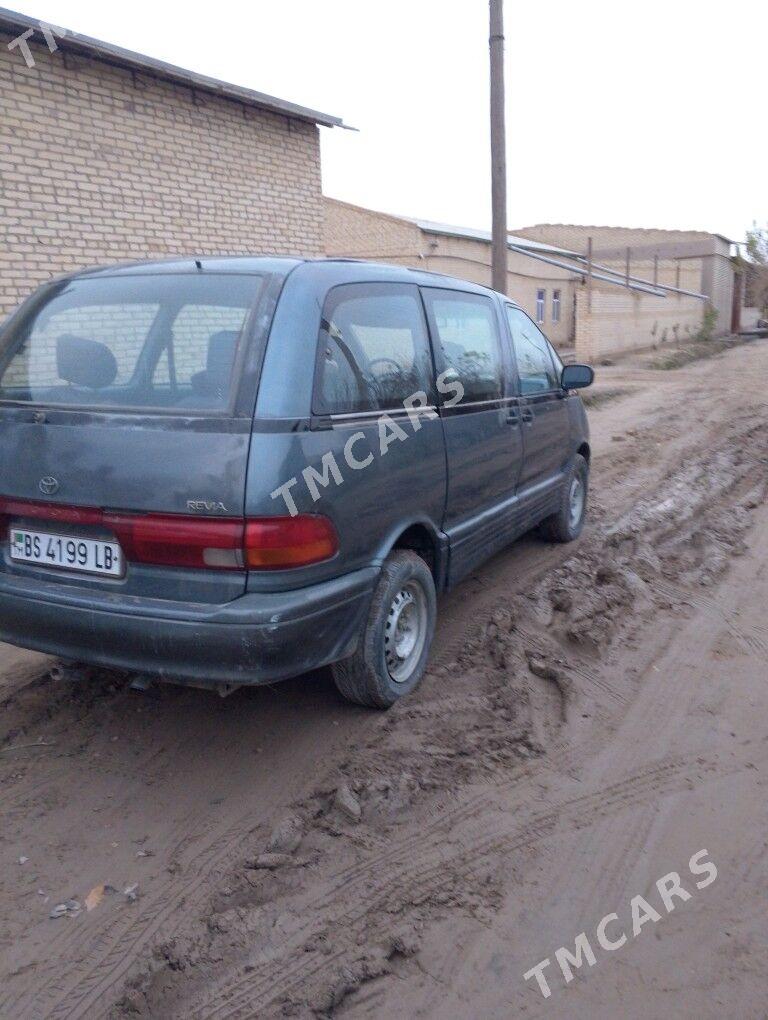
[{"left": 489, "top": 0, "right": 507, "bottom": 294}]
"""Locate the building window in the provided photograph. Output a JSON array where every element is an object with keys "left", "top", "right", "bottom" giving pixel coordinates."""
[
  {"left": 552, "top": 289, "right": 561, "bottom": 324},
  {"left": 536, "top": 289, "right": 546, "bottom": 324}
]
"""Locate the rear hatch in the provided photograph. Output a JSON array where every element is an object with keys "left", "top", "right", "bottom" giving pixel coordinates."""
[{"left": 0, "top": 267, "right": 279, "bottom": 604}]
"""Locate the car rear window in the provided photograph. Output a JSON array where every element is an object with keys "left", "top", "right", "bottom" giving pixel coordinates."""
[{"left": 0, "top": 273, "right": 266, "bottom": 413}]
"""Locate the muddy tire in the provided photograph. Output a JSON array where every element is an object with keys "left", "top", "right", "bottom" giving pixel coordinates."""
[
  {"left": 539, "top": 454, "right": 589, "bottom": 543},
  {"left": 332, "top": 550, "right": 436, "bottom": 709}
]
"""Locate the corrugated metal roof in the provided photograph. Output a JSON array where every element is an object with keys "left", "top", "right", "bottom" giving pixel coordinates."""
[
  {"left": 410, "top": 218, "right": 582, "bottom": 258},
  {"left": 0, "top": 6, "right": 348, "bottom": 128}
]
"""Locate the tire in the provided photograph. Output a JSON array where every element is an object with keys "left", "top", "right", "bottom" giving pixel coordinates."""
[
  {"left": 539, "top": 454, "right": 589, "bottom": 543},
  {"left": 332, "top": 550, "right": 436, "bottom": 709}
]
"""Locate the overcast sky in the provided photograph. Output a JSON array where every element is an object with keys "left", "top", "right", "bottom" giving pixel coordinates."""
[{"left": 7, "top": 0, "right": 766, "bottom": 243}]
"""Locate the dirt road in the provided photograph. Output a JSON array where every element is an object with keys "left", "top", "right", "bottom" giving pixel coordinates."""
[{"left": 1, "top": 340, "right": 767, "bottom": 1019}]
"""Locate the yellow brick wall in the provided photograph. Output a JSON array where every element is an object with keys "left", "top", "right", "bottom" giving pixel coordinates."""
[
  {"left": 515, "top": 224, "right": 735, "bottom": 336},
  {"left": 515, "top": 225, "right": 705, "bottom": 289},
  {"left": 575, "top": 286, "right": 704, "bottom": 362},
  {"left": 514, "top": 223, "right": 715, "bottom": 252},
  {"left": 708, "top": 255, "right": 735, "bottom": 334},
  {"left": 323, "top": 199, "right": 424, "bottom": 258},
  {"left": 0, "top": 36, "right": 324, "bottom": 321}
]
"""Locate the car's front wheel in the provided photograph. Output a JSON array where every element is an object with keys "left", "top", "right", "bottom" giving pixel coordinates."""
[
  {"left": 539, "top": 454, "right": 589, "bottom": 542},
  {"left": 332, "top": 550, "right": 436, "bottom": 708}
]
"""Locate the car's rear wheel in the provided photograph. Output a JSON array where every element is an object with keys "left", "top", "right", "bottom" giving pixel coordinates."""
[
  {"left": 539, "top": 454, "right": 589, "bottom": 543},
  {"left": 332, "top": 550, "right": 436, "bottom": 708}
]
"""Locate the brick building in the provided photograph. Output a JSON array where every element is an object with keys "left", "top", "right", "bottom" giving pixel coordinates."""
[
  {"left": 515, "top": 224, "right": 736, "bottom": 338},
  {"left": 0, "top": 8, "right": 344, "bottom": 322},
  {"left": 324, "top": 199, "right": 711, "bottom": 360}
]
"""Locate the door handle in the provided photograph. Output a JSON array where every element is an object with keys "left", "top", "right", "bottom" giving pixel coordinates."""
[
  {"left": 521, "top": 408, "right": 534, "bottom": 424},
  {"left": 506, "top": 409, "right": 520, "bottom": 425}
]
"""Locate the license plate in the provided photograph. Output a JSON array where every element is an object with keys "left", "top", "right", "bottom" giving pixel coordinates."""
[{"left": 9, "top": 528, "right": 124, "bottom": 578}]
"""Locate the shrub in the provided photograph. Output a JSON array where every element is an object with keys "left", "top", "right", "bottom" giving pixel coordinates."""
[{"left": 695, "top": 306, "right": 718, "bottom": 342}]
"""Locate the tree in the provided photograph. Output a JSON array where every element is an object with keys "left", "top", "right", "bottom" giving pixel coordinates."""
[{"left": 745, "top": 223, "right": 768, "bottom": 316}]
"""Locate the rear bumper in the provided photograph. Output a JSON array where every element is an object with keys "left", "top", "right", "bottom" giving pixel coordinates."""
[{"left": 0, "top": 568, "right": 378, "bottom": 684}]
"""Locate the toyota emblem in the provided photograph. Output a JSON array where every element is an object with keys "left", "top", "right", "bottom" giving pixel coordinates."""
[{"left": 39, "top": 477, "right": 59, "bottom": 496}]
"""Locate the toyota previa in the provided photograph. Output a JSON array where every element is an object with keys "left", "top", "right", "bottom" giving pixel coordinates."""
[{"left": 0, "top": 258, "right": 593, "bottom": 707}]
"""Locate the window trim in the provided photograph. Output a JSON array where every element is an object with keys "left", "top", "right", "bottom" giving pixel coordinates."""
[
  {"left": 505, "top": 304, "right": 563, "bottom": 398},
  {"left": 420, "top": 286, "right": 507, "bottom": 410},
  {"left": 535, "top": 288, "right": 546, "bottom": 325},
  {"left": 310, "top": 281, "right": 438, "bottom": 418},
  {"left": 552, "top": 289, "right": 561, "bottom": 325}
]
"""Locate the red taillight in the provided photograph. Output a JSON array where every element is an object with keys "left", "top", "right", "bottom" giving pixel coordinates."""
[
  {"left": 245, "top": 515, "right": 339, "bottom": 569},
  {"left": 0, "top": 498, "right": 338, "bottom": 572},
  {"left": 0, "top": 498, "right": 103, "bottom": 529},
  {"left": 107, "top": 513, "right": 245, "bottom": 570}
]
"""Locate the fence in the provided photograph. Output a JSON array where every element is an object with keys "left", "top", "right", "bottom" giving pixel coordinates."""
[{"left": 575, "top": 286, "right": 705, "bottom": 361}]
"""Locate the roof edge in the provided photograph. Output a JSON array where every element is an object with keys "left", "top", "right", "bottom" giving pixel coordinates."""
[
  {"left": 323, "top": 199, "right": 582, "bottom": 258},
  {"left": 516, "top": 223, "right": 735, "bottom": 245},
  {"left": 0, "top": 6, "right": 349, "bottom": 128}
]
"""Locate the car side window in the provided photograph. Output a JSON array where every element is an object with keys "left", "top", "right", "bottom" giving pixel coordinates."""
[
  {"left": 506, "top": 306, "right": 561, "bottom": 396},
  {"left": 314, "top": 283, "right": 435, "bottom": 415},
  {"left": 422, "top": 289, "right": 503, "bottom": 404}
]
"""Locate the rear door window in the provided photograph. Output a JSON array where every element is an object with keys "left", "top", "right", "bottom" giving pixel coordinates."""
[
  {"left": 506, "top": 306, "right": 561, "bottom": 395},
  {"left": 314, "top": 283, "right": 435, "bottom": 415},
  {"left": 0, "top": 274, "right": 265, "bottom": 413},
  {"left": 422, "top": 289, "right": 504, "bottom": 404}
]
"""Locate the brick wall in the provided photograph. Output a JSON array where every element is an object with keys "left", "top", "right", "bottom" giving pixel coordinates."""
[
  {"left": 0, "top": 36, "right": 324, "bottom": 322},
  {"left": 516, "top": 224, "right": 735, "bottom": 337},
  {"left": 575, "top": 286, "right": 704, "bottom": 361},
  {"left": 705, "top": 254, "right": 735, "bottom": 335},
  {"left": 515, "top": 223, "right": 716, "bottom": 252},
  {"left": 323, "top": 199, "right": 424, "bottom": 259}
]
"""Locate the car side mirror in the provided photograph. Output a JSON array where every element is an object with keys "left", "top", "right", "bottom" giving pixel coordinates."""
[{"left": 561, "top": 364, "right": 594, "bottom": 390}]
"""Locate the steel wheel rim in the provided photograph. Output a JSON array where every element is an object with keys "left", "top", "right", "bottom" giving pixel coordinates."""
[
  {"left": 569, "top": 475, "right": 585, "bottom": 530},
  {"left": 384, "top": 580, "right": 428, "bottom": 684}
]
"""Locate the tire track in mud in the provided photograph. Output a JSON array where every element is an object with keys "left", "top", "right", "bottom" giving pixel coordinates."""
[
  {"left": 316, "top": 701, "right": 631, "bottom": 906},
  {"left": 19, "top": 688, "right": 618, "bottom": 1015},
  {"left": 307, "top": 624, "right": 636, "bottom": 903},
  {"left": 514, "top": 623, "right": 627, "bottom": 704},
  {"left": 1, "top": 749, "right": 263, "bottom": 1017},
  {"left": 654, "top": 579, "right": 768, "bottom": 660},
  {"left": 429, "top": 543, "right": 573, "bottom": 672},
  {"left": 175, "top": 412, "right": 768, "bottom": 1019},
  {"left": 14, "top": 548, "right": 602, "bottom": 1016},
  {"left": 7, "top": 357, "right": 768, "bottom": 1019},
  {"left": 551, "top": 560, "right": 760, "bottom": 942},
  {"left": 188, "top": 753, "right": 737, "bottom": 1020},
  {"left": 9, "top": 806, "right": 268, "bottom": 1020},
  {"left": 9, "top": 642, "right": 684, "bottom": 1020}
]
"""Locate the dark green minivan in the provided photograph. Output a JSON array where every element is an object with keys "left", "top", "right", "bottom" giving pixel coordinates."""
[{"left": 0, "top": 257, "right": 593, "bottom": 707}]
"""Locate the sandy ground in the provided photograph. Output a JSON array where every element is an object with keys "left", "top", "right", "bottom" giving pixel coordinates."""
[{"left": 1, "top": 339, "right": 767, "bottom": 1020}]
